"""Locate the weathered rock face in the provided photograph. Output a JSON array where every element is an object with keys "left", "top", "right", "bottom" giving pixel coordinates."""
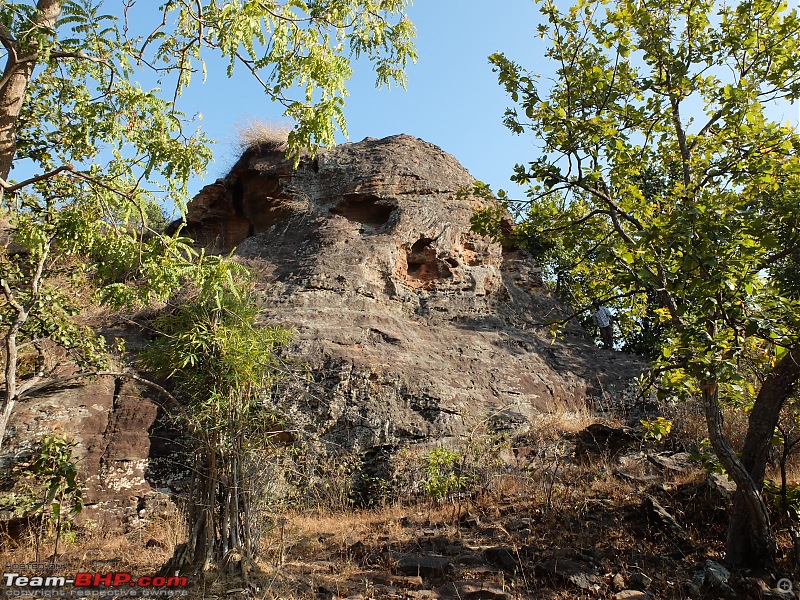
[
  {"left": 0, "top": 135, "right": 643, "bottom": 529},
  {"left": 1, "top": 370, "right": 182, "bottom": 528},
  {"left": 182, "top": 134, "right": 644, "bottom": 453}
]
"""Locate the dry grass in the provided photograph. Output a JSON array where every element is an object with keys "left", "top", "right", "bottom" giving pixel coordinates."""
[
  {"left": 236, "top": 119, "right": 292, "bottom": 152},
  {"left": 526, "top": 406, "right": 600, "bottom": 446},
  {"left": 0, "top": 510, "right": 182, "bottom": 574},
  {"left": 3, "top": 410, "right": 797, "bottom": 599}
]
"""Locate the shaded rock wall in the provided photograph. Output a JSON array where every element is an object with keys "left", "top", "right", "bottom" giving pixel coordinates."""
[{"left": 1, "top": 372, "right": 183, "bottom": 529}]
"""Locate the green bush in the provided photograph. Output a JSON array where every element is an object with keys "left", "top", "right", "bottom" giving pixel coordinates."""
[{"left": 421, "top": 447, "right": 466, "bottom": 503}]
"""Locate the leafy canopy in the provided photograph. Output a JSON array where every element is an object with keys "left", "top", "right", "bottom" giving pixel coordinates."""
[
  {"left": 477, "top": 0, "right": 800, "bottom": 394},
  {"left": 0, "top": 0, "right": 415, "bottom": 443}
]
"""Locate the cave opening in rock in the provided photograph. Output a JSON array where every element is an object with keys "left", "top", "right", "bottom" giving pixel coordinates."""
[
  {"left": 330, "top": 194, "right": 395, "bottom": 228},
  {"left": 406, "top": 237, "right": 451, "bottom": 283}
]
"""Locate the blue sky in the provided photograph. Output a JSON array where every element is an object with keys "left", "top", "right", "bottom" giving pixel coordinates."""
[{"left": 180, "top": 1, "right": 547, "bottom": 198}]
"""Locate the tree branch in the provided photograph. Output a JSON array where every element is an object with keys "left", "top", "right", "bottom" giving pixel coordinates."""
[
  {"left": 530, "top": 288, "right": 648, "bottom": 328},
  {"left": 0, "top": 21, "right": 18, "bottom": 55},
  {"left": 0, "top": 164, "right": 75, "bottom": 193},
  {"left": 0, "top": 278, "right": 24, "bottom": 314},
  {"left": 690, "top": 107, "right": 726, "bottom": 151}
]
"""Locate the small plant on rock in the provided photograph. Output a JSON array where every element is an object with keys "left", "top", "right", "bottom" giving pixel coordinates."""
[{"left": 641, "top": 417, "right": 673, "bottom": 442}]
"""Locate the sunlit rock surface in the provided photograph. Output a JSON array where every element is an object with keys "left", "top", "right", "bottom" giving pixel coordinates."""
[{"left": 183, "top": 134, "right": 644, "bottom": 452}]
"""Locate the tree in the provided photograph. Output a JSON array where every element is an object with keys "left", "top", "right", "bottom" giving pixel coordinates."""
[
  {"left": 140, "top": 276, "right": 291, "bottom": 575},
  {"left": 0, "top": 0, "right": 416, "bottom": 445},
  {"left": 481, "top": 0, "right": 800, "bottom": 568}
]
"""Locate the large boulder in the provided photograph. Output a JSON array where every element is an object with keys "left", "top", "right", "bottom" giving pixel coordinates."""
[
  {"left": 1, "top": 135, "right": 644, "bottom": 529},
  {"left": 181, "top": 134, "right": 644, "bottom": 452},
  {"left": 1, "top": 367, "right": 181, "bottom": 528}
]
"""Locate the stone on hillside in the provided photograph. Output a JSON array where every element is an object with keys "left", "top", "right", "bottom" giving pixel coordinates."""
[
  {"left": 643, "top": 494, "right": 687, "bottom": 538},
  {"left": 629, "top": 572, "right": 653, "bottom": 590},
  {"left": 703, "top": 560, "right": 730, "bottom": 587},
  {"left": 1, "top": 370, "right": 183, "bottom": 528},
  {"left": 368, "top": 572, "right": 424, "bottom": 589},
  {"left": 437, "top": 582, "right": 512, "bottom": 600},
  {"left": 708, "top": 472, "right": 737, "bottom": 501},
  {"left": 483, "top": 546, "right": 521, "bottom": 572},
  {"left": 684, "top": 561, "right": 737, "bottom": 598},
  {"left": 397, "top": 554, "right": 450, "bottom": 578},
  {"left": 615, "top": 591, "right": 650, "bottom": 600},
  {"left": 647, "top": 452, "right": 694, "bottom": 472},
  {"left": 407, "top": 591, "right": 441, "bottom": 600},
  {"left": 535, "top": 558, "right": 602, "bottom": 590},
  {"left": 612, "top": 573, "right": 626, "bottom": 591},
  {"left": 573, "top": 423, "right": 638, "bottom": 461}
]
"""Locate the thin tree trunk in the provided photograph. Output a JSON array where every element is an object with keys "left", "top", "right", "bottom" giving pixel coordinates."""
[
  {"left": 1, "top": 246, "right": 48, "bottom": 447},
  {"left": 726, "top": 346, "right": 800, "bottom": 567},
  {"left": 0, "top": 325, "right": 21, "bottom": 447},
  {"left": 0, "top": 0, "right": 62, "bottom": 182},
  {"left": 703, "top": 385, "right": 778, "bottom": 568}
]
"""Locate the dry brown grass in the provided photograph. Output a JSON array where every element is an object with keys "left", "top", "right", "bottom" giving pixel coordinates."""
[
  {"left": 3, "top": 410, "right": 793, "bottom": 599},
  {"left": 526, "top": 406, "right": 600, "bottom": 447},
  {"left": 236, "top": 119, "right": 292, "bottom": 152},
  {"left": 0, "top": 509, "right": 183, "bottom": 575}
]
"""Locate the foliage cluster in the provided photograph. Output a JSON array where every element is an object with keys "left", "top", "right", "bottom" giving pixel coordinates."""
[
  {"left": 640, "top": 417, "right": 672, "bottom": 442},
  {"left": 420, "top": 447, "right": 466, "bottom": 503},
  {"left": 477, "top": 0, "right": 800, "bottom": 567},
  {"left": 0, "top": 432, "right": 83, "bottom": 560}
]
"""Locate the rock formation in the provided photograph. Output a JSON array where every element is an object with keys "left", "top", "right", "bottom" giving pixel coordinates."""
[
  {"left": 1, "top": 368, "right": 180, "bottom": 528},
  {"left": 1, "top": 134, "right": 643, "bottom": 527},
  {"left": 181, "top": 134, "right": 643, "bottom": 454}
]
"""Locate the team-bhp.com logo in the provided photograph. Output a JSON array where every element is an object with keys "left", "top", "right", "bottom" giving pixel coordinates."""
[{"left": 3, "top": 572, "right": 188, "bottom": 597}]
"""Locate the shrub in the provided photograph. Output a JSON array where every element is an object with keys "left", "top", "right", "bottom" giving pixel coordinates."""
[{"left": 421, "top": 447, "right": 466, "bottom": 503}]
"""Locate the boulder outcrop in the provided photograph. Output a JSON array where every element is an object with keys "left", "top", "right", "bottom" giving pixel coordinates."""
[
  {"left": 182, "top": 134, "right": 643, "bottom": 453},
  {"left": 1, "top": 368, "right": 181, "bottom": 528}
]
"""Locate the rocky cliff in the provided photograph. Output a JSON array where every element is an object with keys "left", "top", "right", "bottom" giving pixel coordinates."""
[
  {"left": 1, "top": 368, "right": 180, "bottom": 528},
  {"left": 181, "top": 134, "right": 643, "bottom": 454}
]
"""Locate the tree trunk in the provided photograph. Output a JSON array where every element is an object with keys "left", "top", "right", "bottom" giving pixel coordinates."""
[
  {"left": 0, "top": 0, "right": 61, "bottom": 445},
  {"left": 0, "top": 327, "right": 20, "bottom": 447},
  {"left": 702, "top": 385, "right": 778, "bottom": 568},
  {"left": 726, "top": 346, "right": 800, "bottom": 567},
  {"left": 0, "top": 0, "right": 62, "bottom": 182}
]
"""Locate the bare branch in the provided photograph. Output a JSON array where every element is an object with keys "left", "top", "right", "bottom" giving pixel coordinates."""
[
  {"left": 0, "top": 278, "right": 24, "bottom": 314},
  {"left": 690, "top": 107, "right": 726, "bottom": 151},
  {"left": 70, "top": 170, "right": 133, "bottom": 198}
]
